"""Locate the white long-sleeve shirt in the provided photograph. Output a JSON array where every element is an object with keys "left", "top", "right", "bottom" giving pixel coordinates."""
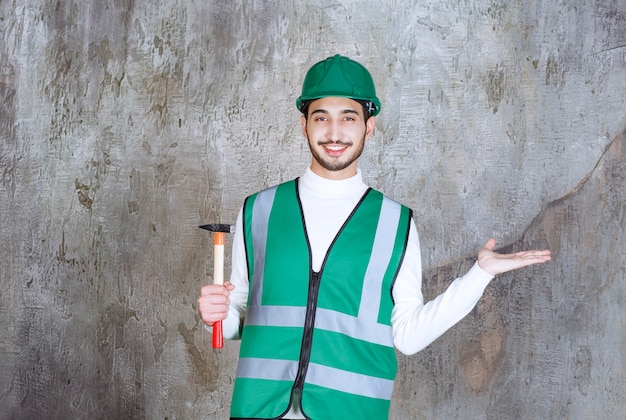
[{"left": 220, "top": 167, "right": 494, "bottom": 355}]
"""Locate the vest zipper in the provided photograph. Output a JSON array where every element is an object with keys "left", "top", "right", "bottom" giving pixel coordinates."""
[
  {"left": 285, "top": 181, "right": 372, "bottom": 416},
  {"left": 290, "top": 269, "right": 322, "bottom": 412}
]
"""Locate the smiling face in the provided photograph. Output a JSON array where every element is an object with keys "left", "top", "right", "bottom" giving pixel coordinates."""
[{"left": 301, "top": 96, "right": 376, "bottom": 180}]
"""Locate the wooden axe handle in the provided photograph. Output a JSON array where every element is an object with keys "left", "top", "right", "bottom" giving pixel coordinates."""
[{"left": 212, "top": 232, "right": 225, "bottom": 348}]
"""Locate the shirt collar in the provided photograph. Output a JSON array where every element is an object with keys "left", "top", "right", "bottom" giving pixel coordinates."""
[{"left": 300, "top": 167, "right": 367, "bottom": 197}]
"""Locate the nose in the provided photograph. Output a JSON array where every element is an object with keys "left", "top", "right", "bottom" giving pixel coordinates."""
[{"left": 326, "top": 120, "right": 342, "bottom": 142}]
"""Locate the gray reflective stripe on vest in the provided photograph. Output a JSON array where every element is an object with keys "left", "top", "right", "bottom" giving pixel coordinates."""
[
  {"left": 237, "top": 358, "right": 394, "bottom": 400},
  {"left": 246, "top": 305, "right": 307, "bottom": 327},
  {"left": 236, "top": 357, "right": 298, "bottom": 382},
  {"left": 358, "top": 196, "right": 402, "bottom": 323},
  {"left": 307, "top": 362, "right": 394, "bottom": 400},
  {"left": 246, "top": 305, "right": 392, "bottom": 347},
  {"left": 249, "top": 185, "right": 278, "bottom": 308},
  {"left": 315, "top": 307, "right": 393, "bottom": 346}
]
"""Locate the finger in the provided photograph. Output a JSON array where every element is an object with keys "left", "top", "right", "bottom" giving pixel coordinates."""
[
  {"left": 200, "top": 284, "right": 229, "bottom": 297},
  {"left": 201, "top": 309, "right": 228, "bottom": 325},
  {"left": 199, "top": 300, "right": 229, "bottom": 317},
  {"left": 201, "top": 304, "right": 229, "bottom": 316},
  {"left": 204, "top": 293, "right": 230, "bottom": 306},
  {"left": 198, "top": 293, "right": 230, "bottom": 312},
  {"left": 516, "top": 249, "right": 552, "bottom": 259}
]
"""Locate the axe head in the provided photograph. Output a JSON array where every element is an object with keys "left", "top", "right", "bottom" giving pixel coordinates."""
[{"left": 199, "top": 223, "right": 235, "bottom": 234}]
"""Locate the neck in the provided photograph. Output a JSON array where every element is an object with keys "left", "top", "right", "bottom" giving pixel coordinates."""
[{"left": 309, "top": 162, "right": 358, "bottom": 180}]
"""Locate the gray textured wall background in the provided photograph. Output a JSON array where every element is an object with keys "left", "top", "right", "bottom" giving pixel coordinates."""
[{"left": 1, "top": 0, "right": 625, "bottom": 419}]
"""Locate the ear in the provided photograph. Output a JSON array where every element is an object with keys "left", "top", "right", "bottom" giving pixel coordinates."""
[
  {"left": 365, "top": 116, "right": 376, "bottom": 139},
  {"left": 301, "top": 115, "right": 308, "bottom": 139}
]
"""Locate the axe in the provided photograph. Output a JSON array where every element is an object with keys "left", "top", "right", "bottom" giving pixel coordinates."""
[{"left": 199, "top": 223, "right": 235, "bottom": 348}]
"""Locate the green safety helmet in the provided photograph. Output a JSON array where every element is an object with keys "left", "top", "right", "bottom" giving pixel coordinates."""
[{"left": 296, "top": 54, "right": 381, "bottom": 116}]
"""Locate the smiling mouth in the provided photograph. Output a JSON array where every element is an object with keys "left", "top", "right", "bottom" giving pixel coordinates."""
[{"left": 321, "top": 142, "right": 350, "bottom": 156}]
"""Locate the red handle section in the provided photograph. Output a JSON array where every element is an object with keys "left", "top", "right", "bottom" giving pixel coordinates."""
[{"left": 212, "top": 320, "right": 224, "bottom": 348}]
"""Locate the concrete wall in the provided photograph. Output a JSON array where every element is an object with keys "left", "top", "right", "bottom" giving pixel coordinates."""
[{"left": 1, "top": 1, "right": 624, "bottom": 418}]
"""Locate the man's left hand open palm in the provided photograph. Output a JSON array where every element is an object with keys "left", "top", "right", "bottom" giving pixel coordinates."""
[{"left": 478, "top": 238, "right": 551, "bottom": 276}]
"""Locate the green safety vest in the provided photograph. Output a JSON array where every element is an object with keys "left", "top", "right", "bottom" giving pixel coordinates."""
[{"left": 230, "top": 179, "right": 412, "bottom": 420}]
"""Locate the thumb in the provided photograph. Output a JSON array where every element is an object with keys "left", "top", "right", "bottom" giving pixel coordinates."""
[{"left": 482, "top": 238, "right": 496, "bottom": 251}]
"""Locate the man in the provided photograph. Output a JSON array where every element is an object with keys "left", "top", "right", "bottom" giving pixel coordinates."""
[{"left": 198, "top": 54, "right": 551, "bottom": 419}]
